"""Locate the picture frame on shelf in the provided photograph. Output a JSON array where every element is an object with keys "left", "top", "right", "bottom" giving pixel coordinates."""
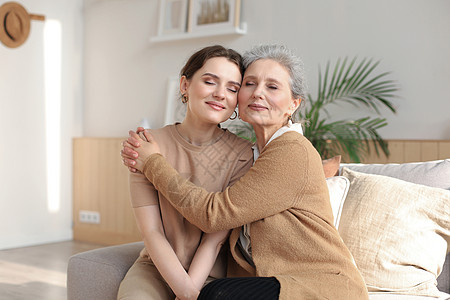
[
  {"left": 164, "top": 76, "right": 186, "bottom": 125},
  {"left": 157, "top": 0, "right": 189, "bottom": 36},
  {"left": 188, "top": 0, "right": 241, "bottom": 33}
]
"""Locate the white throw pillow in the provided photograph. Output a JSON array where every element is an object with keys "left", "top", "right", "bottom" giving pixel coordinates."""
[
  {"left": 340, "top": 168, "right": 450, "bottom": 297},
  {"left": 325, "top": 176, "right": 350, "bottom": 229}
]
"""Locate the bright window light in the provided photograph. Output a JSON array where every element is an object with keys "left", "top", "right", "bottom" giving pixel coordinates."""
[{"left": 44, "top": 19, "right": 62, "bottom": 213}]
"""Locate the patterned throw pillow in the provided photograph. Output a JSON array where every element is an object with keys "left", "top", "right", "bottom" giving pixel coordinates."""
[{"left": 339, "top": 168, "right": 450, "bottom": 297}]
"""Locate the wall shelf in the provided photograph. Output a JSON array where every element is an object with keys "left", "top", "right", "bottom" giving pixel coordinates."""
[{"left": 150, "top": 22, "right": 247, "bottom": 43}]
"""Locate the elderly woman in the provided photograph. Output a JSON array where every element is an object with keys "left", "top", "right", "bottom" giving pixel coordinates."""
[{"left": 122, "top": 45, "right": 369, "bottom": 300}]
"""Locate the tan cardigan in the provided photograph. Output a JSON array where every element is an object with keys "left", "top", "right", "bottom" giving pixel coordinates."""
[{"left": 143, "top": 131, "right": 369, "bottom": 299}]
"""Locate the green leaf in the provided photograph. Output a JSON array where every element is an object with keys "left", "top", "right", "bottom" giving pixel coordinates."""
[{"left": 299, "top": 57, "right": 398, "bottom": 161}]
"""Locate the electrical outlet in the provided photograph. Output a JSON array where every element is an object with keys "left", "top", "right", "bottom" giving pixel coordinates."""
[{"left": 79, "top": 210, "right": 101, "bottom": 224}]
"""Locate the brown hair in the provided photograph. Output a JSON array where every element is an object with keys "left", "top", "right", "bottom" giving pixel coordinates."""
[{"left": 180, "top": 45, "right": 244, "bottom": 79}]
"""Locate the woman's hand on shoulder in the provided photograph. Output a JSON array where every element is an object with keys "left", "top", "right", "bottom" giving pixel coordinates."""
[
  {"left": 121, "top": 127, "right": 141, "bottom": 173},
  {"left": 121, "top": 127, "right": 161, "bottom": 173}
]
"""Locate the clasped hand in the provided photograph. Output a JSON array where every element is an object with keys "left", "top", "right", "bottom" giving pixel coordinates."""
[{"left": 121, "top": 127, "right": 161, "bottom": 173}]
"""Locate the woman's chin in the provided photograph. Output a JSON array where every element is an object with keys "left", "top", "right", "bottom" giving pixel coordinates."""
[
  {"left": 207, "top": 112, "right": 234, "bottom": 124},
  {"left": 240, "top": 114, "right": 266, "bottom": 127},
  {"left": 203, "top": 115, "right": 229, "bottom": 125}
]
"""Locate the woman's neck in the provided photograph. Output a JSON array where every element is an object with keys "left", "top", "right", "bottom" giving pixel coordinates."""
[
  {"left": 177, "top": 118, "right": 223, "bottom": 146},
  {"left": 253, "top": 124, "right": 284, "bottom": 152}
]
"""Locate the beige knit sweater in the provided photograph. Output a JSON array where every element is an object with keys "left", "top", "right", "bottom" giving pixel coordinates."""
[
  {"left": 130, "top": 124, "right": 253, "bottom": 276},
  {"left": 143, "top": 131, "right": 369, "bottom": 299}
]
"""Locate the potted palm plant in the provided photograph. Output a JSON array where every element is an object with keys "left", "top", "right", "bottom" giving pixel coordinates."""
[{"left": 228, "top": 57, "right": 399, "bottom": 162}]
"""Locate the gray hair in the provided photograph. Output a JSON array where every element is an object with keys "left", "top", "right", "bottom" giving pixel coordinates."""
[{"left": 242, "top": 45, "right": 308, "bottom": 119}]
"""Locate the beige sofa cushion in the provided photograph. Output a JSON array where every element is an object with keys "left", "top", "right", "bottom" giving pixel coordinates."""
[{"left": 340, "top": 168, "right": 450, "bottom": 297}]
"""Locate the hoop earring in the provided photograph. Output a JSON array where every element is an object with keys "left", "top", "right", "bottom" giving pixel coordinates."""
[
  {"left": 181, "top": 94, "right": 189, "bottom": 104},
  {"left": 229, "top": 110, "right": 238, "bottom": 120}
]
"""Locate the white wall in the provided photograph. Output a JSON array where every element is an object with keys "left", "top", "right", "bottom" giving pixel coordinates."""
[
  {"left": 83, "top": 0, "right": 450, "bottom": 139},
  {"left": 0, "top": 0, "right": 83, "bottom": 249}
]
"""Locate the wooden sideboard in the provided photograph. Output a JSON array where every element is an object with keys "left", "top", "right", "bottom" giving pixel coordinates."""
[
  {"left": 73, "top": 138, "right": 450, "bottom": 245},
  {"left": 73, "top": 138, "right": 141, "bottom": 245}
]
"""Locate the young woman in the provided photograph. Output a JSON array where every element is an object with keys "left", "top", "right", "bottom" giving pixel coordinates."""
[
  {"left": 121, "top": 45, "right": 369, "bottom": 299},
  {"left": 117, "top": 45, "right": 253, "bottom": 300}
]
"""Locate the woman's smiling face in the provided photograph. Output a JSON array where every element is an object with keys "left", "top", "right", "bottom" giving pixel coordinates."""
[
  {"left": 238, "top": 59, "right": 298, "bottom": 128},
  {"left": 181, "top": 56, "right": 242, "bottom": 125}
]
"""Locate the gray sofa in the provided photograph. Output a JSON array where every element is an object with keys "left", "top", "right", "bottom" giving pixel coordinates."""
[
  {"left": 67, "top": 242, "right": 449, "bottom": 299},
  {"left": 67, "top": 242, "right": 144, "bottom": 300},
  {"left": 67, "top": 159, "right": 450, "bottom": 299}
]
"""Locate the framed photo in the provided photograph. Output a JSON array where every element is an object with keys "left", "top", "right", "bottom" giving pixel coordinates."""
[
  {"left": 188, "top": 0, "right": 240, "bottom": 33},
  {"left": 157, "top": 0, "right": 189, "bottom": 35},
  {"left": 164, "top": 76, "right": 186, "bottom": 125}
]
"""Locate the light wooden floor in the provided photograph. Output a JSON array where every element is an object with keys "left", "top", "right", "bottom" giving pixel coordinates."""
[{"left": 0, "top": 240, "right": 102, "bottom": 300}]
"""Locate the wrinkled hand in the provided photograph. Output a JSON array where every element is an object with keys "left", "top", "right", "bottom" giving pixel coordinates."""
[{"left": 121, "top": 127, "right": 161, "bottom": 173}]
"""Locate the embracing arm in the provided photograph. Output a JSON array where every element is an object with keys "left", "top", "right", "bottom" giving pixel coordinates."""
[
  {"left": 132, "top": 174, "right": 228, "bottom": 294},
  {"left": 133, "top": 205, "right": 199, "bottom": 299},
  {"left": 141, "top": 136, "right": 309, "bottom": 232},
  {"left": 129, "top": 169, "right": 199, "bottom": 299},
  {"left": 188, "top": 230, "right": 229, "bottom": 290}
]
